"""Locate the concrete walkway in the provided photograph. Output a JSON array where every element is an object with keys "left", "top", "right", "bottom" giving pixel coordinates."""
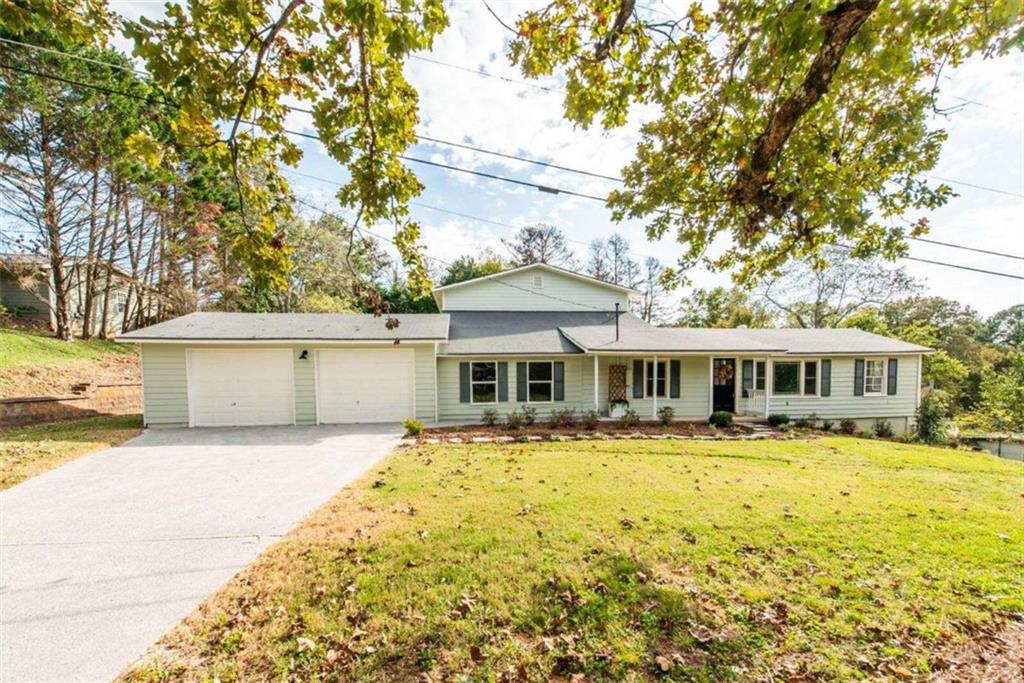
[{"left": 0, "top": 425, "right": 401, "bottom": 682}]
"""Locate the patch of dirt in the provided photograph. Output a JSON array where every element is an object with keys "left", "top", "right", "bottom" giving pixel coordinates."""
[
  {"left": 929, "top": 619, "right": 1024, "bottom": 682},
  {"left": 0, "top": 351, "right": 139, "bottom": 399}
]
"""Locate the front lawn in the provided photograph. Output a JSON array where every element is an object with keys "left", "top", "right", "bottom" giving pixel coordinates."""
[
  {"left": 121, "top": 437, "right": 1023, "bottom": 682},
  {"left": 0, "top": 414, "right": 143, "bottom": 490}
]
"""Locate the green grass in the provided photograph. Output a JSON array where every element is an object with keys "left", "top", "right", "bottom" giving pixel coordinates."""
[
  {"left": 0, "top": 328, "right": 134, "bottom": 367},
  {"left": 122, "top": 438, "right": 1023, "bottom": 682},
  {"left": 0, "top": 414, "right": 143, "bottom": 489}
]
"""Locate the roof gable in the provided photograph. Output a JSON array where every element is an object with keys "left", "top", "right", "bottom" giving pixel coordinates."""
[{"left": 433, "top": 263, "right": 636, "bottom": 313}]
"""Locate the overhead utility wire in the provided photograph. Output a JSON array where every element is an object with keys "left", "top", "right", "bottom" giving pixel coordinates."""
[
  {"left": 4, "top": 37, "right": 1022, "bottom": 200},
  {"left": 291, "top": 195, "right": 621, "bottom": 317},
  {"left": 2, "top": 60, "right": 1021, "bottom": 279}
]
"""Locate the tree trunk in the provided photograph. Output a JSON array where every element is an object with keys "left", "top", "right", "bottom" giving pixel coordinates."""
[
  {"left": 81, "top": 166, "right": 101, "bottom": 339},
  {"left": 40, "top": 115, "right": 72, "bottom": 341}
]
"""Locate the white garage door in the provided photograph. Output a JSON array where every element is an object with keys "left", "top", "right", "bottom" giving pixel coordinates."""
[
  {"left": 188, "top": 349, "right": 294, "bottom": 427},
  {"left": 317, "top": 348, "right": 415, "bottom": 424}
]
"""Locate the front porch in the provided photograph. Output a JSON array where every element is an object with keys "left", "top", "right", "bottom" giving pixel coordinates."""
[{"left": 585, "top": 354, "right": 773, "bottom": 420}]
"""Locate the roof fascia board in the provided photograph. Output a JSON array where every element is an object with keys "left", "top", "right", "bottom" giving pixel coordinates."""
[
  {"left": 432, "top": 262, "right": 639, "bottom": 295},
  {"left": 117, "top": 337, "right": 445, "bottom": 345}
]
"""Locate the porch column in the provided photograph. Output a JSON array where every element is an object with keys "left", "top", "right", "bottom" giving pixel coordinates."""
[
  {"left": 652, "top": 355, "right": 658, "bottom": 419},
  {"left": 764, "top": 358, "right": 771, "bottom": 417},
  {"left": 592, "top": 355, "right": 599, "bottom": 411}
]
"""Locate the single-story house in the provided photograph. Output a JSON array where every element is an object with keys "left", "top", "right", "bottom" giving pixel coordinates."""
[
  {"left": 1, "top": 253, "right": 132, "bottom": 335},
  {"left": 118, "top": 263, "right": 931, "bottom": 431}
]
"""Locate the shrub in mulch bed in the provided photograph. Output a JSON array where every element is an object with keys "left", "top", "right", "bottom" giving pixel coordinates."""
[{"left": 405, "top": 421, "right": 791, "bottom": 444}]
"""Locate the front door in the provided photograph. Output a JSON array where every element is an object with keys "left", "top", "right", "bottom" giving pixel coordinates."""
[{"left": 712, "top": 358, "right": 736, "bottom": 413}]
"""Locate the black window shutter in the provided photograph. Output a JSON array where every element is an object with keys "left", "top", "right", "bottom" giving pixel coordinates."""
[
  {"left": 887, "top": 358, "right": 898, "bottom": 395},
  {"left": 516, "top": 362, "right": 527, "bottom": 402},
  {"left": 741, "top": 359, "right": 753, "bottom": 397},
  {"left": 632, "top": 359, "right": 644, "bottom": 398},
  {"left": 669, "top": 360, "right": 681, "bottom": 398},
  {"left": 459, "top": 362, "right": 470, "bottom": 403},
  {"left": 498, "top": 362, "right": 508, "bottom": 402},
  {"left": 553, "top": 362, "right": 565, "bottom": 401},
  {"left": 820, "top": 359, "right": 831, "bottom": 397},
  {"left": 854, "top": 359, "right": 865, "bottom": 396}
]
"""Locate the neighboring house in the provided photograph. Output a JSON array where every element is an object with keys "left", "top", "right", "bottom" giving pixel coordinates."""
[
  {"left": 119, "top": 263, "right": 931, "bottom": 431},
  {"left": 0, "top": 254, "right": 131, "bottom": 336}
]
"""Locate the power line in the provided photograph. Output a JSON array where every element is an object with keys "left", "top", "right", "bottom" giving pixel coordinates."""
[
  {"left": 927, "top": 175, "right": 1024, "bottom": 199},
  {"left": 6, "top": 36, "right": 1023, "bottom": 204},
  {"left": 3, "top": 58, "right": 1022, "bottom": 275},
  {"left": 409, "top": 54, "right": 564, "bottom": 95},
  {"left": 910, "top": 236, "right": 1024, "bottom": 261},
  {"left": 291, "top": 195, "right": 621, "bottom": 315}
]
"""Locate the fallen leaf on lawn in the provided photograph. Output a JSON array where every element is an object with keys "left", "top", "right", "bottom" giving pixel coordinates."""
[
  {"left": 655, "top": 655, "right": 672, "bottom": 672},
  {"left": 516, "top": 505, "right": 532, "bottom": 516},
  {"left": 689, "top": 624, "right": 714, "bottom": 643},
  {"left": 470, "top": 644, "right": 484, "bottom": 663},
  {"left": 372, "top": 479, "right": 386, "bottom": 488},
  {"left": 296, "top": 636, "right": 316, "bottom": 652},
  {"left": 620, "top": 518, "right": 636, "bottom": 529}
]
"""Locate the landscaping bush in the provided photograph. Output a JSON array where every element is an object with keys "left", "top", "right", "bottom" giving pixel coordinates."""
[
  {"left": 821, "top": 420, "right": 834, "bottom": 431},
  {"left": 402, "top": 419, "right": 424, "bottom": 436},
  {"left": 916, "top": 389, "right": 951, "bottom": 444},
  {"left": 521, "top": 405, "right": 537, "bottom": 426},
  {"left": 767, "top": 413, "right": 790, "bottom": 427},
  {"left": 580, "top": 409, "right": 599, "bottom": 430},
  {"left": 620, "top": 407, "right": 640, "bottom": 427},
  {"left": 708, "top": 410, "right": 732, "bottom": 428},
  {"left": 792, "top": 413, "right": 818, "bottom": 429},
  {"left": 548, "top": 408, "right": 576, "bottom": 428},
  {"left": 838, "top": 419, "right": 858, "bottom": 435},
  {"left": 657, "top": 405, "right": 675, "bottom": 425},
  {"left": 505, "top": 409, "right": 524, "bottom": 430},
  {"left": 873, "top": 418, "right": 895, "bottom": 439},
  {"left": 481, "top": 408, "right": 499, "bottom": 426},
  {"left": 857, "top": 429, "right": 876, "bottom": 439}
]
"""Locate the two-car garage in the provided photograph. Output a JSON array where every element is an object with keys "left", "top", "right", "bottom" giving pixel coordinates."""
[
  {"left": 184, "top": 347, "right": 417, "bottom": 427},
  {"left": 124, "top": 312, "right": 448, "bottom": 428}
]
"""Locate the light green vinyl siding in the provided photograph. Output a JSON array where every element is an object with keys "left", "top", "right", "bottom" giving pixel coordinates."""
[
  {"left": 437, "top": 356, "right": 588, "bottom": 421},
  {"left": 413, "top": 344, "right": 436, "bottom": 421},
  {"left": 767, "top": 355, "right": 920, "bottom": 420},
  {"left": 293, "top": 347, "right": 316, "bottom": 425},
  {"left": 440, "top": 269, "right": 629, "bottom": 312},
  {"left": 140, "top": 344, "right": 189, "bottom": 427},
  {"left": 140, "top": 342, "right": 436, "bottom": 427},
  {"left": 598, "top": 356, "right": 711, "bottom": 419}
]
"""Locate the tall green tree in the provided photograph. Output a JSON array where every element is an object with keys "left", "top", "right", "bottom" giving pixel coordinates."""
[
  {"left": 440, "top": 251, "right": 505, "bottom": 286},
  {"left": 508, "top": 1, "right": 1023, "bottom": 284},
  {"left": 678, "top": 286, "right": 774, "bottom": 328}
]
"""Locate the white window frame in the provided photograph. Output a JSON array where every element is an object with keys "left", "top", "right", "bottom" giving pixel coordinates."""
[
  {"left": 645, "top": 359, "right": 668, "bottom": 399},
  {"left": 802, "top": 359, "right": 820, "bottom": 397},
  {"left": 864, "top": 358, "right": 885, "bottom": 396},
  {"left": 115, "top": 291, "right": 127, "bottom": 313},
  {"left": 525, "top": 360, "right": 555, "bottom": 404},
  {"left": 469, "top": 360, "right": 499, "bottom": 405},
  {"left": 771, "top": 359, "right": 820, "bottom": 397},
  {"left": 748, "top": 360, "right": 767, "bottom": 393},
  {"left": 771, "top": 360, "right": 802, "bottom": 396}
]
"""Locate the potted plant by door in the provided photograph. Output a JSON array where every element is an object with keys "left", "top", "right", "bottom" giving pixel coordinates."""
[{"left": 609, "top": 399, "right": 630, "bottom": 419}]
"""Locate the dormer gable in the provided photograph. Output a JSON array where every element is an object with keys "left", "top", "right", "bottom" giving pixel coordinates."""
[{"left": 432, "top": 263, "right": 635, "bottom": 313}]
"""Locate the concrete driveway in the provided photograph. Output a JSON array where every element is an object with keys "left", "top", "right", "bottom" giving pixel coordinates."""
[{"left": 0, "top": 425, "right": 401, "bottom": 682}]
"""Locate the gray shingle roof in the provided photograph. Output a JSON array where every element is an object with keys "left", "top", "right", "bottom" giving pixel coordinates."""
[
  {"left": 734, "top": 328, "right": 932, "bottom": 354},
  {"left": 439, "top": 311, "right": 603, "bottom": 355},
  {"left": 559, "top": 314, "right": 787, "bottom": 353},
  {"left": 560, "top": 316, "right": 931, "bottom": 354},
  {"left": 118, "top": 312, "right": 450, "bottom": 342}
]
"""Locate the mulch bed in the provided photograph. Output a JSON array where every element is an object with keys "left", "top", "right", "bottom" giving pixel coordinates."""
[{"left": 408, "top": 421, "right": 787, "bottom": 445}]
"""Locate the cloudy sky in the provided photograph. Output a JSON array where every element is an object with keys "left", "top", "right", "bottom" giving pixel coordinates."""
[{"left": 134, "top": 1, "right": 1024, "bottom": 316}]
